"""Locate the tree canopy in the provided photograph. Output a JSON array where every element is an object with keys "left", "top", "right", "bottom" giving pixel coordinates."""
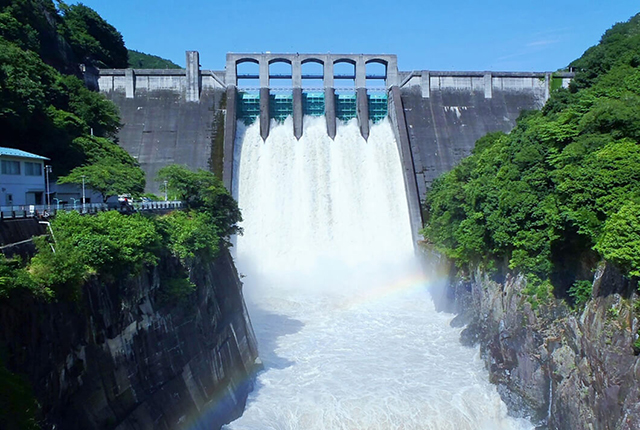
[
  {"left": 422, "top": 13, "right": 640, "bottom": 297},
  {"left": 57, "top": 1, "right": 128, "bottom": 68},
  {"left": 128, "top": 50, "right": 181, "bottom": 69}
]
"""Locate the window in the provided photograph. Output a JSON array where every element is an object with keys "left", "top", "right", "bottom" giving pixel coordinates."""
[
  {"left": 1, "top": 160, "right": 20, "bottom": 175},
  {"left": 25, "top": 162, "right": 42, "bottom": 176}
]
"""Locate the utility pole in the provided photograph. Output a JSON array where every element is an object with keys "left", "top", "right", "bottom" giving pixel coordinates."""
[
  {"left": 45, "top": 165, "right": 52, "bottom": 210},
  {"left": 82, "top": 175, "right": 86, "bottom": 213},
  {"left": 164, "top": 180, "right": 168, "bottom": 201}
]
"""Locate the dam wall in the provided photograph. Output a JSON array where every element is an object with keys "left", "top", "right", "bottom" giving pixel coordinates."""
[
  {"left": 399, "top": 71, "right": 573, "bottom": 201},
  {"left": 102, "top": 90, "right": 225, "bottom": 195},
  {"left": 96, "top": 51, "right": 573, "bottom": 241}
]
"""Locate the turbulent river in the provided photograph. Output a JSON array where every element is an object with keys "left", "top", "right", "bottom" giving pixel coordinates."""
[{"left": 226, "top": 116, "right": 533, "bottom": 430}]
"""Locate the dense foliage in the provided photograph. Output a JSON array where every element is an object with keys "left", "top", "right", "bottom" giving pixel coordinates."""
[
  {"left": 422, "top": 13, "right": 640, "bottom": 299},
  {"left": 29, "top": 211, "right": 161, "bottom": 299},
  {"left": 0, "top": 166, "right": 242, "bottom": 301},
  {"left": 128, "top": 49, "right": 181, "bottom": 69},
  {"left": 58, "top": 2, "right": 127, "bottom": 68},
  {"left": 157, "top": 165, "right": 243, "bottom": 240},
  {"left": 0, "top": 0, "right": 138, "bottom": 180}
]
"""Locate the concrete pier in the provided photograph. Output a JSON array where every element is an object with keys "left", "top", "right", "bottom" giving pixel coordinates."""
[
  {"left": 355, "top": 57, "right": 369, "bottom": 139},
  {"left": 388, "top": 85, "right": 423, "bottom": 246},
  {"left": 324, "top": 87, "right": 337, "bottom": 139},
  {"left": 293, "top": 88, "right": 303, "bottom": 139},
  {"left": 356, "top": 87, "right": 370, "bottom": 140},
  {"left": 125, "top": 69, "right": 135, "bottom": 98},
  {"left": 484, "top": 73, "right": 492, "bottom": 99},
  {"left": 186, "top": 51, "right": 200, "bottom": 102},
  {"left": 260, "top": 87, "right": 270, "bottom": 140},
  {"left": 223, "top": 86, "right": 237, "bottom": 192}
]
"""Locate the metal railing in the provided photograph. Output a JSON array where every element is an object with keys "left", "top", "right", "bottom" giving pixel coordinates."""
[{"left": 0, "top": 200, "right": 183, "bottom": 220}]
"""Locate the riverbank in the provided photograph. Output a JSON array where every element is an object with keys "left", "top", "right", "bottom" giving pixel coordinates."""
[{"left": 436, "top": 259, "right": 640, "bottom": 429}]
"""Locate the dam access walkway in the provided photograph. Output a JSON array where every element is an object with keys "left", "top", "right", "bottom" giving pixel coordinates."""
[{"left": 0, "top": 200, "right": 183, "bottom": 220}]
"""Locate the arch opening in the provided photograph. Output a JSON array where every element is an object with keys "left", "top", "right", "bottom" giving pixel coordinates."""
[
  {"left": 366, "top": 60, "right": 387, "bottom": 90},
  {"left": 269, "top": 60, "right": 292, "bottom": 89},
  {"left": 333, "top": 60, "right": 355, "bottom": 93},
  {"left": 236, "top": 59, "right": 260, "bottom": 88},
  {"left": 301, "top": 59, "right": 324, "bottom": 89}
]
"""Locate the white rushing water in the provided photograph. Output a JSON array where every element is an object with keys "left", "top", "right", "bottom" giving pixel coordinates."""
[{"left": 227, "top": 116, "right": 533, "bottom": 430}]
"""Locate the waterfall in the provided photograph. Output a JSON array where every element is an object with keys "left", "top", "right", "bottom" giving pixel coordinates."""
[{"left": 226, "top": 116, "right": 533, "bottom": 430}]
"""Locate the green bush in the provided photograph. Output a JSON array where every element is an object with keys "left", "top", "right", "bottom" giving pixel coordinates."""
[
  {"left": 0, "top": 256, "right": 46, "bottom": 300},
  {"left": 568, "top": 280, "right": 593, "bottom": 309},
  {"left": 595, "top": 203, "right": 640, "bottom": 277},
  {"left": 0, "top": 359, "right": 39, "bottom": 430},
  {"left": 422, "top": 13, "right": 640, "bottom": 287},
  {"left": 29, "top": 211, "right": 161, "bottom": 297},
  {"left": 159, "top": 210, "right": 220, "bottom": 261},
  {"left": 157, "top": 275, "right": 196, "bottom": 306},
  {"left": 522, "top": 275, "right": 554, "bottom": 310},
  {"left": 157, "top": 165, "right": 242, "bottom": 241}
]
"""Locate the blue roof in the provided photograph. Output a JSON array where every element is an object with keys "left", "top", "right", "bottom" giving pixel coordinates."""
[{"left": 0, "top": 147, "right": 49, "bottom": 160}]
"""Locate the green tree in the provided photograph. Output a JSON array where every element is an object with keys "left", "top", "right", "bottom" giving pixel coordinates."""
[
  {"left": 595, "top": 203, "right": 640, "bottom": 277},
  {"left": 423, "top": 12, "right": 640, "bottom": 289},
  {"left": 58, "top": 2, "right": 127, "bottom": 68},
  {"left": 157, "top": 165, "right": 242, "bottom": 240},
  {"left": 30, "top": 211, "right": 161, "bottom": 297},
  {"left": 58, "top": 158, "right": 145, "bottom": 202},
  {"left": 128, "top": 49, "right": 180, "bottom": 69}
]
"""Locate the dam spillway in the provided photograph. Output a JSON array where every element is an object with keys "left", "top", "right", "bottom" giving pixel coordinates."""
[
  {"left": 96, "top": 51, "right": 574, "bottom": 242},
  {"left": 226, "top": 117, "right": 533, "bottom": 429},
  {"left": 92, "top": 52, "right": 571, "bottom": 428}
]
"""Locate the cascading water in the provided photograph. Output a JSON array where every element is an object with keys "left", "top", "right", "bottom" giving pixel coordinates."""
[{"left": 226, "top": 116, "right": 533, "bottom": 430}]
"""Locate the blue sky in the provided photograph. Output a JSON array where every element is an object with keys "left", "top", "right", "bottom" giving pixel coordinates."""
[{"left": 78, "top": 0, "right": 639, "bottom": 72}]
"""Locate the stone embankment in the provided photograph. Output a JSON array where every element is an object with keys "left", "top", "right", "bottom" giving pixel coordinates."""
[
  {"left": 0, "top": 249, "right": 259, "bottom": 430},
  {"left": 441, "top": 262, "right": 640, "bottom": 430}
]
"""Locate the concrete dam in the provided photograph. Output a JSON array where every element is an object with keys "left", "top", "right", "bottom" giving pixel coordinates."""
[
  {"left": 97, "top": 51, "right": 572, "bottom": 244},
  {"left": 96, "top": 52, "right": 574, "bottom": 429}
]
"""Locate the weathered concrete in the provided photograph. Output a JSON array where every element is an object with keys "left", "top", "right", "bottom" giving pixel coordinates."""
[
  {"left": 223, "top": 86, "right": 238, "bottom": 191},
  {"left": 259, "top": 87, "right": 270, "bottom": 140},
  {"left": 186, "top": 51, "right": 200, "bottom": 102},
  {"left": 226, "top": 53, "right": 397, "bottom": 87},
  {"left": 483, "top": 73, "right": 492, "bottom": 99},
  {"left": 401, "top": 81, "right": 549, "bottom": 201},
  {"left": 98, "top": 52, "right": 574, "bottom": 203},
  {"left": 98, "top": 67, "right": 225, "bottom": 101},
  {"left": 324, "top": 87, "right": 337, "bottom": 139},
  {"left": 293, "top": 87, "right": 303, "bottom": 139},
  {"left": 388, "top": 86, "right": 422, "bottom": 246},
  {"left": 102, "top": 89, "right": 224, "bottom": 195},
  {"left": 356, "top": 87, "right": 370, "bottom": 140},
  {"left": 125, "top": 69, "right": 135, "bottom": 98}
]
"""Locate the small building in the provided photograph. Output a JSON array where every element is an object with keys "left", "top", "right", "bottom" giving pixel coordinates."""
[{"left": 0, "top": 147, "right": 48, "bottom": 206}]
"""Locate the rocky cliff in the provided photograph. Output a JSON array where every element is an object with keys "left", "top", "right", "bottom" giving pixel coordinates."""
[
  {"left": 440, "top": 262, "right": 640, "bottom": 430},
  {"left": 0, "top": 250, "right": 258, "bottom": 430}
]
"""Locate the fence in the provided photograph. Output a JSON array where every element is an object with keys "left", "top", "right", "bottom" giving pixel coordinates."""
[{"left": 0, "top": 201, "right": 184, "bottom": 220}]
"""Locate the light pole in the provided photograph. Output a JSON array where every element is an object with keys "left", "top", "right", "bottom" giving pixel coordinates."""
[
  {"left": 70, "top": 197, "right": 78, "bottom": 210},
  {"left": 53, "top": 198, "right": 60, "bottom": 211},
  {"left": 164, "top": 180, "right": 168, "bottom": 201},
  {"left": 81, "top": 175, "right": 86, "bottom": 213},
  {"left": 45, "top": 165, "right": 52, "bottom": 210}
]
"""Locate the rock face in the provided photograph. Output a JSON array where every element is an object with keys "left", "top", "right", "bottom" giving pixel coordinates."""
[
  {"left": 446, "top": 263, "right": 640, "bottom": 429},
  {"left": 0, "top": 250, "right": 258, "bottom": 430}
]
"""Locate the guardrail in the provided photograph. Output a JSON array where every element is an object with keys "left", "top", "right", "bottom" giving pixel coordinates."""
[{"left": 0, "top": 201, "right": 184, "bottom": 220}]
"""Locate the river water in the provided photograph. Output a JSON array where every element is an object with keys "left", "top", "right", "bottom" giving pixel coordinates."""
[{"left": 226, "top": 116, "right": 533, "bottom": 430}]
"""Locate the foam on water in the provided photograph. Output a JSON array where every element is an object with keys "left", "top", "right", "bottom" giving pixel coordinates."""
[{"left": 226, "top": 116, "right": 533, "bottom": 430}]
